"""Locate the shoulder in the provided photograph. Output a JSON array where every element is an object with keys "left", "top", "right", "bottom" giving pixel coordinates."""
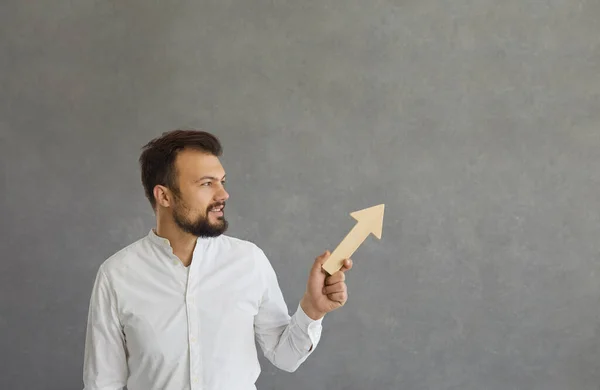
[
  {"left": 215, "top": 234, "right": 272, "bottom": 269},
  {"left": 96, "top": 236, "right": 148, "bottom": 278},
  {"left": 214, "top": 234, "right": 265, "bottom": 256}
]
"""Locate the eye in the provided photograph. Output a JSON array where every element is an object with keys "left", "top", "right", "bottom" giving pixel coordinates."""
[{"left": 201, "top": 182, "right": 212, "bottom": 186}]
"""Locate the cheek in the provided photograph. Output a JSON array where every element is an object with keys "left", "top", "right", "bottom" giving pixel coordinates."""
[
  {"left": 198, "top": 199, "right": 213, "bottom": 215},
  {"left": 185, "top": 190, "right": 214, "bottom": 214},
  {"left": 178, "top": 198, "right": 207, "bottom": 216},
  {"left": 193, "top": 202, "right": 209, "bottom": 216}
]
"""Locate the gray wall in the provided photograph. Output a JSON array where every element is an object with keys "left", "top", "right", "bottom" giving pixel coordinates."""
[{"left": 2, "top": 1, "right": 600, "bottom": 389}]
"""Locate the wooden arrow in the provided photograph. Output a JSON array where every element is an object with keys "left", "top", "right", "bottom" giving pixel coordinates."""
[{"left": 322, "top": 204, "right": 385, "bottom": 275}]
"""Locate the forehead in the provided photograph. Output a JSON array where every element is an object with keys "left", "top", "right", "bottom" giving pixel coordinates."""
[{"left": 174, "top": 149, "right": 225, "bottom": 181}]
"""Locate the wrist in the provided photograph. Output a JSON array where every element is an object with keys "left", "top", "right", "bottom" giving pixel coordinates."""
[{"left": 300, "top": 294, "right": 326, "bottom": 320}]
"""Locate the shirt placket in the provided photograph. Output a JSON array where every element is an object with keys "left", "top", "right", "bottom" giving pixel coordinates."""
[{"left": 186, "top": 256, "right": 202, "bottom": 389}]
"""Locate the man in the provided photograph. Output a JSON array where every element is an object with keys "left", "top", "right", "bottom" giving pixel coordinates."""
[{"left": 83, "top": 130, "right": 353, "bottom": 390}]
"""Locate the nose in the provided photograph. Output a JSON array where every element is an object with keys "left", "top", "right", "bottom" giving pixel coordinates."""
[{"left": 217, "top": 185, "right": 229, "bottom": 202}]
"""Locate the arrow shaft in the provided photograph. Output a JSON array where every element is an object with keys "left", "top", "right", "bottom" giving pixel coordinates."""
[{"left": 322, "top": 223, "right": 370, "bottom": 274}]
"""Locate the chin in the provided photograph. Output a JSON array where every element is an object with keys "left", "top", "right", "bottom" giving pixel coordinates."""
[
  {"left": 209, "top": 215, "right": 223, "bottom": 224},
  {"left": 210, "top": 219, "right": 228, "bottom": 232}
]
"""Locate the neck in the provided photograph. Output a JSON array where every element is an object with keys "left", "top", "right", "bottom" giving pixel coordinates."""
[{"left": 155, "top": 217, "right": 197, "bottom": 267}]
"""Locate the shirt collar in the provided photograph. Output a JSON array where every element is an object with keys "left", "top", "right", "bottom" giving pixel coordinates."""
[{"left": 147, "top": 229, "right": 173, "bottom": 249}]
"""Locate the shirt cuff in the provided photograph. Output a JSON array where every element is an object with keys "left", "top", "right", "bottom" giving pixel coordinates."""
[
  {"left": 294, "top": 303, "right": 324, "bottom": 332},
  {"left": 293, "top": 303, "right": 323, "bottom": 352}
]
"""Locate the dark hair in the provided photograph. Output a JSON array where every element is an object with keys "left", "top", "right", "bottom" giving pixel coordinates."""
[{"left": 139, "top": 129, "right": 223, "bottom": 210}]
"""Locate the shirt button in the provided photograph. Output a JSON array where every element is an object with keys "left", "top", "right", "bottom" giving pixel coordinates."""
[
  {"left": 193, "top": 377, "right": 199, "bottom": 383},
  {"left": 188, "top": 297, "right": 195, "bottom": 304},
  {"left": 191, "top": 337, "right": 196, "bottom": 343}
]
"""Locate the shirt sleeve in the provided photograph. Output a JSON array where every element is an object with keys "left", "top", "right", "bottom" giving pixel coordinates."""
[
  {"left": 253, "top": 247, "right": 323, "bottom": 373},
  {"left": 83, "top": 266, "right": 128, "bottom": 389}
]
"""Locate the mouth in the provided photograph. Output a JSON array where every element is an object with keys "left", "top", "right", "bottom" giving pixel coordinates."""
[{"left": 209, "top": 204, "right": 225, "bottom": 217}]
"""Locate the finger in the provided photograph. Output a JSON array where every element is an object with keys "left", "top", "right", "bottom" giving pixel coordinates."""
[
  {"left": 323, "top": 282, "right": 346, "bottom": 295},
  {"left": 327, "top": 291, "right": 347, "bottom": 304},
  {"left": 340, "top": 258, "right": 353, "bottom": 272},
  {"left": 325, "top": 271, "right": 345, "bottom": 286}
]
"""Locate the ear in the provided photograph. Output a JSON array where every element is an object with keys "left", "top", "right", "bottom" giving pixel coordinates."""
[{"left": 153, "top": 185, "right": 172, "bottom": 209}]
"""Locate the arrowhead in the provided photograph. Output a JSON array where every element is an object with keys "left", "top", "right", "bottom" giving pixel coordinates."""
[{"left": 350, "top": 204, "right": 385, "bottom": 239}]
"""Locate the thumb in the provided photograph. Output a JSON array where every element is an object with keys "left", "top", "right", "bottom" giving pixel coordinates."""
[{"left": 312, "top": 250, "right": 330, "bottom": 273}]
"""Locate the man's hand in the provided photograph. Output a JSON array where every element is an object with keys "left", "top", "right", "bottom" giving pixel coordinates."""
[{"left": 300, "top": 251, "right": 353, "bottom": 320}]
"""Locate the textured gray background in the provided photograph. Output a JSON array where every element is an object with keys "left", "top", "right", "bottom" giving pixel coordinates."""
[{"left": 1, "top": 0, "right": 600, "bottom": 389}]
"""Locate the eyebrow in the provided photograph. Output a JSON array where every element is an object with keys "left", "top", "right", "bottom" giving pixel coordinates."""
[{"left": 195, "top": 174, "right": 226, "bottom": 182}]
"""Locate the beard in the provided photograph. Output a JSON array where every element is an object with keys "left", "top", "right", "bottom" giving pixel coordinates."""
[{"left": 172, "top": 197, "right": 228, "bottom": 238}]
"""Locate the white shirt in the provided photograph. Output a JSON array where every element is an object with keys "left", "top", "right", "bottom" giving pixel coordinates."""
[{"left": 83, "top": 229, "right": 323, "bottom": 390}]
